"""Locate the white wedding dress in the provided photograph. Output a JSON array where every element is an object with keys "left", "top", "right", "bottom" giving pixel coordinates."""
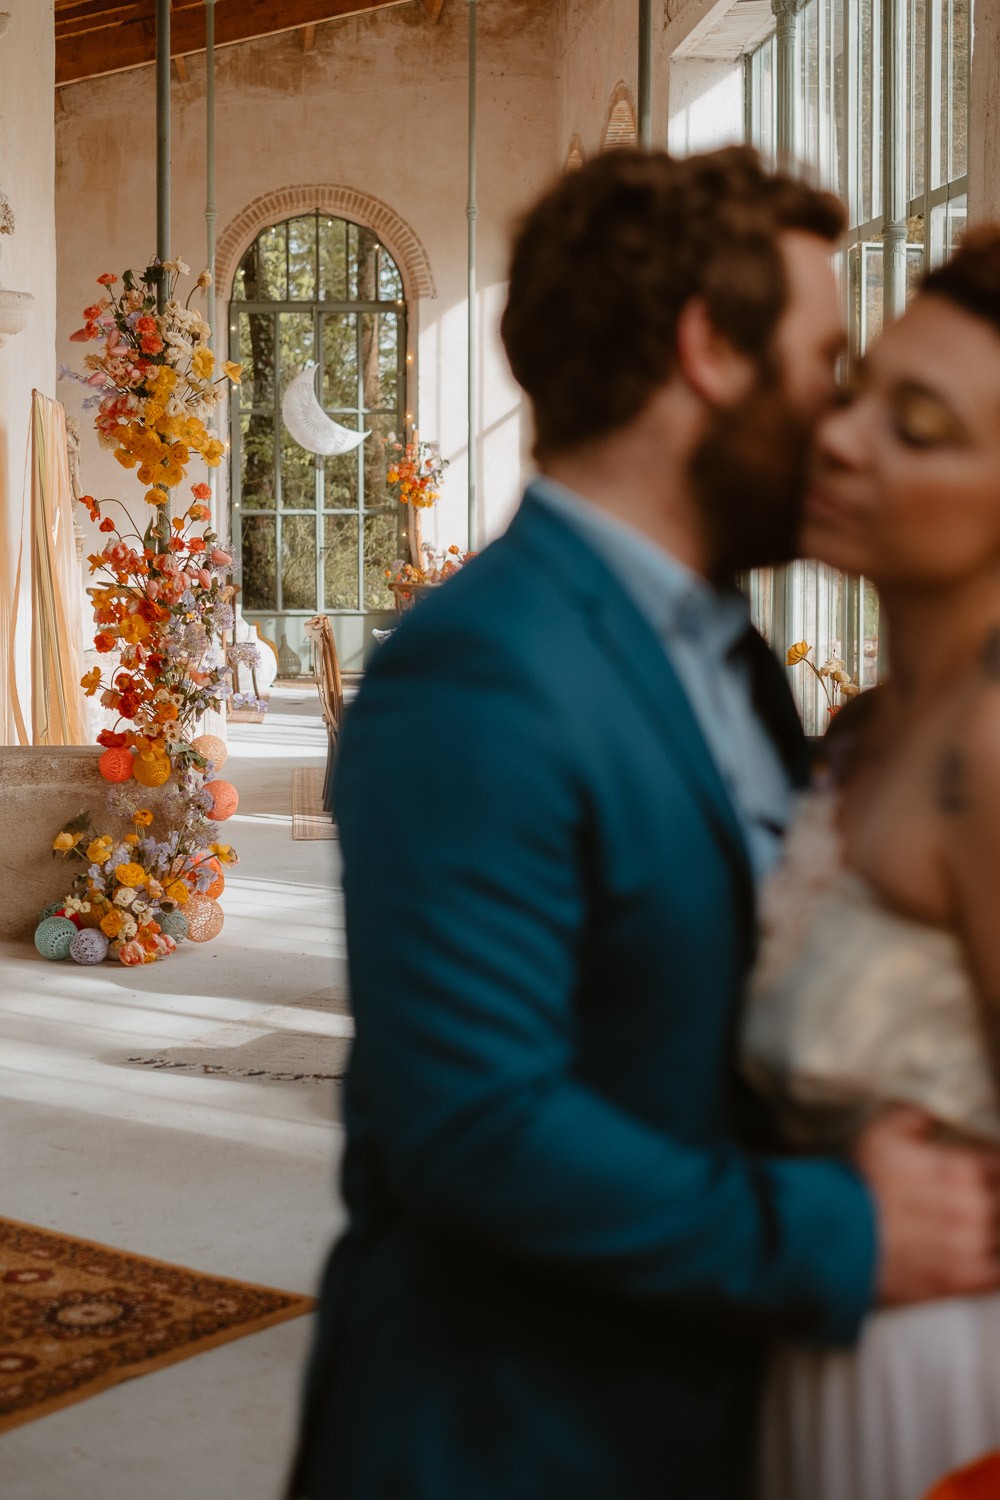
[{"left": 743, "top": 784, "right": 1000, "bottom": 1500}]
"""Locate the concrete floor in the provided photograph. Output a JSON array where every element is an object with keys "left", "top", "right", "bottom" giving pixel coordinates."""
[{"left": 0, "top": 684, "right": 349, "bottom": 1500}]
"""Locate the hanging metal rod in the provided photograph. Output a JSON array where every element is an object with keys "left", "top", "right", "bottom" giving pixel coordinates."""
[
  {"left": 467, "top": 0, "right": 478, "bottom": 551},
  {"left": 638, "top": 0, "right": 653, "bottom": 146}
]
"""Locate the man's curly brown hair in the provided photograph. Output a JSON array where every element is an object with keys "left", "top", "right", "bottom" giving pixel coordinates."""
[{"left": 500, "top": 145, "right": 846, "bottom": 461}]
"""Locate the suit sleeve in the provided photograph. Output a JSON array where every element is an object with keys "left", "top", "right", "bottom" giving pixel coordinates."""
[{"left": 334, "top": 621, "right": 878, "bottom": 1346}]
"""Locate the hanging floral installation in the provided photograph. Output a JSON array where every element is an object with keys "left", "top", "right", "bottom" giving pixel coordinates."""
[{"left": 36, "top": 260, "right": 248, "bottom": 967}]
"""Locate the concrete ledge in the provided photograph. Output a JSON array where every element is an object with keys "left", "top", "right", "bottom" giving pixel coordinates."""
[{"left": 0, "top": 748, "right": 108, "bottom": 939}]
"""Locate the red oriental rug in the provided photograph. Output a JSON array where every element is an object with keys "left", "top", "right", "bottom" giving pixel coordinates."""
[{"left": 0, "top": 1217, "right": 314, "bottom": 1432}]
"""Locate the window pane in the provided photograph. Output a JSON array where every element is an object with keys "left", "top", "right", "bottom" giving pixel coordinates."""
[
  {"left": 319, "top": 217, "right": 348, "bottom": 301},
  {"left": 281, "top": 442, "right": 316, "bottom": 511},
  {"left": 279, "top": 312, "right": 315, "bottom": 386},
  {"left": 355, "top": 226, "right": 380, "bottom": 301},
  {"left": 238, "top": 313, "right": 274, "bottom": 407},
  {"left": 282, "top": 515, "right": 317, "bottom": 611},
  {"left": 908, "top": 0, "right": 926, "bottom": 202},
  {"left": 951, "top": 0, "right": 969, "bottom": 178},
  {"left": 256, "top": 223, "right": 288, "bottom": 301},
  {"left": 322, "top": 314, "right": 359, "bottom": 410},
  {"left": 378, "top": 251, "right": 403, "bottom": 301},
  {"left": 287, "top": 216, "right": 318, "bottom": 301},
  {"left": 360, "top": 312, "right": 399, "bottom": 412},
  {"left": 324, "top": 515, "right": 360, "bottom": 609},
  {"left": 323, "top": 451, "right": 360, "bottom": 509},
  {"left": 242, "top": 516, "right": 277, "bottom": 609},
  {"left": 364, "top": 512, "right": 398, "bottom": 611},
  {"left": 240, "top": 413, "right": 275, "bottom": 510},
  {"left": 363, "top": 415, "right": 397, "bottom": 509}
]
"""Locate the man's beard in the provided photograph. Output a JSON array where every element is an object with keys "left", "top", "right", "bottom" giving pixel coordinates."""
[{"left": 688, "top": 380, "right": 814, "bottom": 582}]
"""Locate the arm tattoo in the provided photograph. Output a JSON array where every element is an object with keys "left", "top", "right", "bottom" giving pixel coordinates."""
[
  {"left": 982, "top": 628, "right": 1000, "bottom": 680},
  {"left": 937, "top": 747, "right": 971, "bottom": 815}
]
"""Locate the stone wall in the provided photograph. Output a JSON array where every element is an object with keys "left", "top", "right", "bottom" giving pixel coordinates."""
[{"left": 0, "top": 749, "right": 105, "bottom": 938}]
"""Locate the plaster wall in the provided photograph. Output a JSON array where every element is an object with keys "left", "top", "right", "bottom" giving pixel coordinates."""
[
  {"left": 0, "top": 0, "right": 57, "bottom": 740},
  {"left": 970, "top": 0, "right": 1000, "bottom": 222},
  {"left": 55, "top": 1, "right": 558, "bottom": 667}
]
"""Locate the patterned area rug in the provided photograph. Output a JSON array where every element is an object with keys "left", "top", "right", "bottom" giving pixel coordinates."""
[
  {"left": 0, "top": 1218, "right": 314, "bottom": 1433},
  {"left": 291, "top": 766, "right": 337, "bottom": 841}
]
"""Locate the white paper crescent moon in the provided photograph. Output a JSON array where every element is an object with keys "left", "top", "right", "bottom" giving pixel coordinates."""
[{"left": 281, "top": 363, "right": 369, "bottom": 456}]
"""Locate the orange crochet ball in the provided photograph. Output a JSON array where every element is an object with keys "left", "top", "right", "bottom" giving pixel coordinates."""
[
  {"left": 98, "top": 747, "right": 134, "bottom": 783},
  {"left": 192, "top": 733, "right": 228, "bottom": 773},
  {"left": 133, "top": 753, "right": 172, "bottom": 788},
  {"left": 205, "top": 859, "right": 225, "bottom": 901},
  {"left": 184, "top": 895, "right": 225, "bottom": 943},
  {"left": 205, "top": 779, "right": 238, "bottom": 821}
]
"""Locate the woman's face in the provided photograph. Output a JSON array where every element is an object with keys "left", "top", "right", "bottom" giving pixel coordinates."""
[{"left": 801, "top": 294, "right": 1000, "bottom": 588}]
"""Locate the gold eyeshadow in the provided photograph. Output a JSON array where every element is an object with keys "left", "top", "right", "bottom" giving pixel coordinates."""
[{"left": 891, "top": 387, "right": 965, "bottom": 446}]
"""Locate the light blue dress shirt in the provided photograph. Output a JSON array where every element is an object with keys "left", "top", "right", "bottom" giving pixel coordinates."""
[{"left": 532, "top": 477, "right": 792, "bottom": 879}]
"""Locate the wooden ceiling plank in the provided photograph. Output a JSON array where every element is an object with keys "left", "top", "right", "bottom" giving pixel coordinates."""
[
  {"left": 57, "top": 0, "right": 409, "bottom": 86},
  {"left": 421, "top": 0, "right": 446, "bottom": 19},
  {"left": 174, "top": 53, "right": 189, "bottom": 81},
  {"left": 303, "top": 22, "right": 317, "bottom": 50}
]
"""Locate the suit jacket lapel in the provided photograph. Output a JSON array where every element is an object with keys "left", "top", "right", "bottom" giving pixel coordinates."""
[{"left": 506, "top": 492, "right": 756, "bottom": 890}]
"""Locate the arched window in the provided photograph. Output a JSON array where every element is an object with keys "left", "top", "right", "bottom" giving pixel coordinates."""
[
  {"left": 602, "top": 87, "right": 638, "bottom": 151},
  {"left": 230, "top": 212, "right": 407, "bottom": 666},
  {"left": 565, "top": 135, "right": 586, "bottom": 172}
]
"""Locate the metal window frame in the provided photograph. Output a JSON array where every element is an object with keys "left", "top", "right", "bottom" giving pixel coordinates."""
[{"left": 229, "top": 212, "right": 408, "bottom": 622}]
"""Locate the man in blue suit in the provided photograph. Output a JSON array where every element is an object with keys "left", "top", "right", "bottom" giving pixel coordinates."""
[{"left": 289, "top": 148, "right": 1000, "bottom": 1499}]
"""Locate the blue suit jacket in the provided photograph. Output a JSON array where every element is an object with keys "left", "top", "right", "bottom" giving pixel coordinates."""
[{"left": 291, "top": 489, "right": 876, "bottom": 1500}]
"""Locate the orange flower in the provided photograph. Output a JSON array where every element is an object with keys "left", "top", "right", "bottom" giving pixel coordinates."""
[
  {"left": 191, "top": 482, "right": 211, "bottom": 501},
  {"left": 94, "top": 631, "right": 117, "bottom": 653},
  {"left": 100, "top": 910, "right": 124, "bottom": 939}
]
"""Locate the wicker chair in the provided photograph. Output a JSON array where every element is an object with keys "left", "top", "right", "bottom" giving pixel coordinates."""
[{"left": 306, "top": 615, "right": 345, "bottom": 814}]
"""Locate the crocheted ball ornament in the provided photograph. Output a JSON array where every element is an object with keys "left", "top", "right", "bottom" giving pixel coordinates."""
[
  {"left": 34, "top": 916, "right": 78, "bottom": 960},
  {"left": 69, "top": 928, "right": 110, "bottom": 965},
  {"left": 99, "top": 747, "right": 133, "bottom": 783},
  {"left": 204, "top": 780, "right": 238, "bottom": 821}
]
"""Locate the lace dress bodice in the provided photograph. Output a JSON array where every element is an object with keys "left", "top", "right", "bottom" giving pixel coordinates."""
[{"left": 742, "top": 784, "right": 1000, "bottom": 1148}]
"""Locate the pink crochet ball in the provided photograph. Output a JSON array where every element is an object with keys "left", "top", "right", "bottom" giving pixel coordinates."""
[
  {"left": 192, "top": 733, "right": 228, "bottom": 774},
  {"left": 98, "top": 747, "right": 134, "bottom": 783},
  {"left": 184, "top": 895, "right": 225, "bottom": 943},
  {"left": 205, "top": 779, "right": 238, "bottom": 821}
]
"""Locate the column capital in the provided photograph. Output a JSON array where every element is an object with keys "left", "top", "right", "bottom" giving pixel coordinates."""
[{"left": 771, "top": 0, "right": 808, "bottom": 19}]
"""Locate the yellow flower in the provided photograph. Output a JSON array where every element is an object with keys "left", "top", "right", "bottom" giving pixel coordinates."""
[
  {"left": 80, "top": 667, "right": 102, "bottom": 696},
  {"left": 119, "top": 614, "right": 150, "bottom": 644},
  {"left": 204, "top": 439, "right": 225, "bottom": 467},
  {"left": 114, "top": 861, "right": 147, "bottom": 888},
  {"left": 210, "top": 842, "right": 236, "bottom": 864},
  {"left": 145, "top": 487, "right": 169, "bottom": 508},
  {"left": 165, "top": 879, "right": 189, "bottom": 906},
  {"left": 100, "top": 910, "right": 124, "bottom": 939},
  {"left": 134, "top": 808, "right": 154, "bottom": 827},
  {"left": 124, "top": 834, "right": 140, "bottom": 847},
  {"left": 87, "top": 837, "right": 113, "bottom": 864},
  {"left": 53, "top": 831, "right": 80, "bottom": 852},
  {"left": 223, "top": 360, "right": 242, "bottom": 385},
  {"left": 786, "top": 641, "right": 811, "bottom": 666},
  {"left": 192, "top": 347, "right": 215, "bottom": 380}
]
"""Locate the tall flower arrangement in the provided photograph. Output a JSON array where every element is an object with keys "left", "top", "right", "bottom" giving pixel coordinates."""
[
  {"left": 387, "top": 437, "right": 448, "bottom": 567},
  {"left": 36, "top": 261, "right": 245, "bottom": 967}
]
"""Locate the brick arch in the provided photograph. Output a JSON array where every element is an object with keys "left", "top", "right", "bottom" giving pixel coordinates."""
[
  {"left": 601, "top": 83, "right": 638, "bottom": 151},
  {"left": 565, "top": 134, "right": 586, "bottom": 172},
  {"left": 215, "top": 185, "right": 437, "bottom": 301}
]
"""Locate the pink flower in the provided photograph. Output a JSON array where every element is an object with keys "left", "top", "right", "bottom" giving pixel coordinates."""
[
  {"left": 146, "top": 580, "right": 161, "bottom": 600},
  {"left": 210, "top": 548, "right": 233, "bottom": 567},
  {"left": 118, "top": 941, "right": 144, "bottom": 967},
  {"left": 197, "top": 569, "right": 212, "bottom": 590}
]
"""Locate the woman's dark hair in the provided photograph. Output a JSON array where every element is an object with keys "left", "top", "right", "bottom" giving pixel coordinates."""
[
  {"left": 500, "top": 145, "right": 846, "bottom": 461},
  {"left": 921, "top": 226, "right": 1000, "bottom": 335}
]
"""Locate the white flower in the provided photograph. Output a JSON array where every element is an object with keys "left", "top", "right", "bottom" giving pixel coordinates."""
[
  {"left": 121, "top": 915, "right": 138, "bottom": 939},
  {"left": 114, "top": 887, "right": 137, "bottom": 907}
]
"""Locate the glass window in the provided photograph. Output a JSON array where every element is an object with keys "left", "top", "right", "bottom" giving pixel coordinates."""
[
  {"left": 745, "top": 0, "right": 968, "bottom": 730},
  {"left": 230, "top": 212, "right": 406, "bottom": 648}
]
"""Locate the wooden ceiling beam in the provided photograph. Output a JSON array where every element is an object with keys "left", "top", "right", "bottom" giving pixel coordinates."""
[
  {"left": 174, "top": 53, "right": 189, "bottom": 81},
  {"left": 56, "top": 0, "right": 410, "bottom": 86},
  {"left": 302, "top": 22, "right": 317, "bottom": 50},
  {"left": 421, "top": 0, "right": 445, "bottom": 18}
]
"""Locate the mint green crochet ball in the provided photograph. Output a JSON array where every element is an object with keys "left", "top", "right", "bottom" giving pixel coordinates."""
[
  {"left": 34, "top": 915, "right": 78, "bottom": 960},
  {"left": 38, "top": 901, "right": 64, "bottom": 923}
]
